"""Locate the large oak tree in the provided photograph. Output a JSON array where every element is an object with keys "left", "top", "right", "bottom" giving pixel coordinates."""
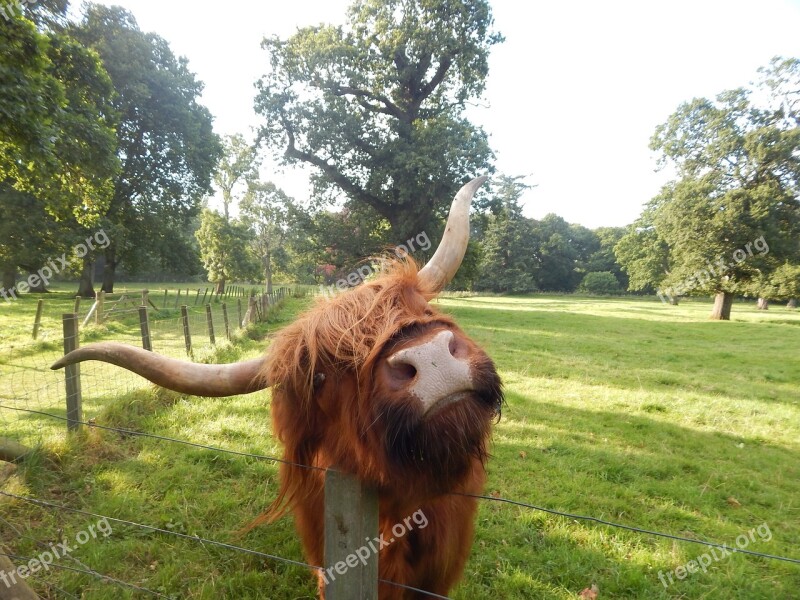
[{"left": 255, "top": 0, "right": 501, "bottom": 245}]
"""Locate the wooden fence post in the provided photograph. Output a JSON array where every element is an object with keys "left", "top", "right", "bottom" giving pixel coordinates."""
[
  {"left": 323, "top": 469, "right": 379, "bottom": 599},
  {"left": 163, "top": 289, "right": 168, "bottom": 308},
  {"left": 181, "top": 305, "right": 192, "bottom": 355},
  {"left": 194, "top": 289, "right": 201, "bottom": 306},
  {"left": 201, "top": 288, "right": 209, "bottom": 305},
  {"left": 0, "top": 547, "right": 38, "bottom": 599},
  {"left": 205, "top": 304, "right": 216, "bottom": 345},
  {"left": 73, "top": 296, "right": 81, "bottom": 315},
  {"left": 139, "top": 306, "right": 152, "bottom": 351},
  {"left": 174, "top": 288, "right": 181, "bottom": 309},
  {"left": 62, "top": 314, "right": 82, "bottom": 431},
  {"left": 95, "top": 290, "right": 104, "bottom": 324},
  {"left": 237, "top": 298, "right": 243, "bottom": 329},
  {"left": 222, "top": 303, "right": 231, "bottom": 340},
  {"left": 32, "top": 299, "right": 44, "bottom": 340}
]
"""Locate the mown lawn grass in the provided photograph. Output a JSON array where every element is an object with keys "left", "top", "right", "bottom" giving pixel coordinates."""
[{"left": 1, "top": 292, "right": 798, "bottom": 599}]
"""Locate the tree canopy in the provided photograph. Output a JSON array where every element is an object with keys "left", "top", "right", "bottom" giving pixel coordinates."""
[
  {"left": 73, "top": 4, "right": 221, "bottom": 294},
  {"left": 255, "top": 0, "right": 502, "bottom": 243},
  {"left": 616, "top": 57, "right": 800, "bottom": 319}
]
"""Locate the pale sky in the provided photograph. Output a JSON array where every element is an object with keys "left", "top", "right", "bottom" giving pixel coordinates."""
[{"left": 90, "top": 0, "right": 800, "bottom": 228}]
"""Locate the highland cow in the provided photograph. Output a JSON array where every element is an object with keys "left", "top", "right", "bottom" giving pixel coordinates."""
[{"left": 53, "top": 176, "right": 503, "bottom": 598}]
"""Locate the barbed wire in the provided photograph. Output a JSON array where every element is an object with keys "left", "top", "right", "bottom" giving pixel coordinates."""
[
  {"left": 0, "top": 404, "right": 324, "bottom": 472},
  {"left": 0, "top": 550, "right": 171, "bottom": 598},
  {"left": 4, "top": 403, "right": 798, "bottom": 568},
  {"left": 0, "top": 490, "right": 451, "bottom": 599},
  {"left": 454, "top": 493, "right": 800, "bottom": 565}
]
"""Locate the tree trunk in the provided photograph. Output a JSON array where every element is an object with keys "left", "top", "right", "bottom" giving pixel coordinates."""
[
  {"left": 101, "top": 245, "right": 117, "bottom": 293},
  {"left": 25, "top": 269, "right": 49, "bottom": 293},
  {"left": 2, "top": 269, "right": 16, "bottom": 298},
  {"left": 77, "top": 257, "right": 96, "bottom": 298},
  {"left": 710, "top": 291, "right": 734, "bottom": 320},
  {"left": 788, "top": 298, "right": 797, "bottom": 309},
  {"left": 215, "top": 278, "right": 226, "bottom": 295},
  {"left": 669, "top": 296, "right": 679, "bottom": 306},
  {"left": 757, "top": 297, "right": 768, "bottom": 310}
]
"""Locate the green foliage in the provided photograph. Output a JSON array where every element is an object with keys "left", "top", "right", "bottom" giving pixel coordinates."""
[
  {"left": 616, "top": 57, "right": 800, "bottom": 315},
  {"left": 0, "top": 11, "right": 118, "bottom": 224},
  {"left": 215, "top": 134, "right": 260, "bottom": 221},
  {"left": 476, "top": 176, "right": 537, "bottom": 293},
  {"left": 73, "top": 4, "right": 222, "bottom": 290},
  {"left": 255, "top": 0, "right": 501, "bottom": 243},
  {"left": 240, "top": 180, "right": 294, "bottom": 291},
  {"left": 578, "top": 271, "right": 622, "bottom": 294},
  {"left": 196, "top": 210, "right": 258, "bottom": 286},
  {"left": 529, "top": 215, "right": 584, "bottom": 292}
]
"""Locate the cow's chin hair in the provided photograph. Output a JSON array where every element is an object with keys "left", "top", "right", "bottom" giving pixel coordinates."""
[{"left": 374, "top": 361, "right": 503, "bottom": 495}]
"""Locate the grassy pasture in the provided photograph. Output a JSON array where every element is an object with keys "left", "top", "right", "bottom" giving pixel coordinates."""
[{"left": 0, "top": 291, "right": 798, "bottom": 599}]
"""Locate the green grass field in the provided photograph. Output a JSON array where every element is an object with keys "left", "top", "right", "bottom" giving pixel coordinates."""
[{"left": 1, "top": 290, "right": 798, "bottom": 599}]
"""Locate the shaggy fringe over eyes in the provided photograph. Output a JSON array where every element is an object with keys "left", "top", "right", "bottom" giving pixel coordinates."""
[{"left": 262, "top": 257, "right": 441, "bottom": 411}]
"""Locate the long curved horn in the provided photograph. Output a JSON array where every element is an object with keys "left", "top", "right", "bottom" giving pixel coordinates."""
[
  {"left": 51, "top": 342, "right": 268, "bottom": 397},
  {"left": 418, "top": 175, "right": 487, "bottom": 292}
]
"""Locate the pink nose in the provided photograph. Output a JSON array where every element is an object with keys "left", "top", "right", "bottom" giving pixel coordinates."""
[{"left": 387, "top": 330, "right": 474, "bottom": 413}]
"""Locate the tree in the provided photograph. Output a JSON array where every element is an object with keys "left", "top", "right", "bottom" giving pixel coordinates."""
[
  {"left": 255, "top": 0, "right": 501, "bottom": 244},
  {"left": 476, "top": 176, "right": 537, "bottom": 294},
  {"left": 215, "top": 134, "right": 260, "bottom": 222},
  {"left": 0, "top": 9, "right": 118, "bottom": 227},
  {"left": 240, "top": 181, "right": 293, "bottom": 293},
  {"left": 530, "top": 214, "right": 582, "bottom": 292},
  {"left": 73, "top": 5, "right": 221, "bottom": 293},
  {"left": 618, "top": 59, "right": 800, "bottom": 319},
  {"left": 196, "top": 210, "right": 256, "bottom": 294}
]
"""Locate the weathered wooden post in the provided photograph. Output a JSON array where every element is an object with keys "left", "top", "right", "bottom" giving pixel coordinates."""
[
  {"left": 138, "top": 306, "right": 152, "bottom": 351},
  {"left": 73, "top": 296, "right": 82, "bottom": 315},
  {"left": 323, "top": 469, "right": 379, "bottom": 599},
  {"left": 237, "top": 298, "right": 243, "bottom": 329},
  {"left": 95, "top": 290, "right": 105, "bottom": 324},
  {"left": 0, "top": 547, "right": 38, "bottom": 599},
  {"left": 222, "top": 303, "right": 231, "bottom": 340},
  {"left": 194, "top": 289, "right": 201, "bottom": 306},
  {"left": 174, "top": 288, "right": 181, "bottom": 309},
  {"left": 180, "top": 305, "right": 192, "bottom": 355},
  {"left": 205, "top": 304, "right": 216, "bottom": 345},
  {"left": 163, "top": 289, "right": 168, "bottom": 308},
  {"left": 201, "top": 288, "right": 209, "bottom": 305},
  {"left": 62, "top": 314, "right": 82, "bottom": 431},
  {"left": 32, "top": 299, "right": 44, "bottom": 340}
]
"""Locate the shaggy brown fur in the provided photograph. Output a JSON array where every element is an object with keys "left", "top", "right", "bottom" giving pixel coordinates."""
[{"left": 257, "top": 259, "right": 503, "bottom": 598}]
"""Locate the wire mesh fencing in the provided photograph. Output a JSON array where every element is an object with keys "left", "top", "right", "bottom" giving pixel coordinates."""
[{"left": 0, "top": 286, "right": 289, "bottom": 452}]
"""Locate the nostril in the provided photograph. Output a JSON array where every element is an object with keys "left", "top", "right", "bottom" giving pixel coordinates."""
[
  {"left": 390, "top": 362, "right": 417, "bottom": 381},
  {"left": 448, "top": 336, "right": 457, "bottom": 357}
]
